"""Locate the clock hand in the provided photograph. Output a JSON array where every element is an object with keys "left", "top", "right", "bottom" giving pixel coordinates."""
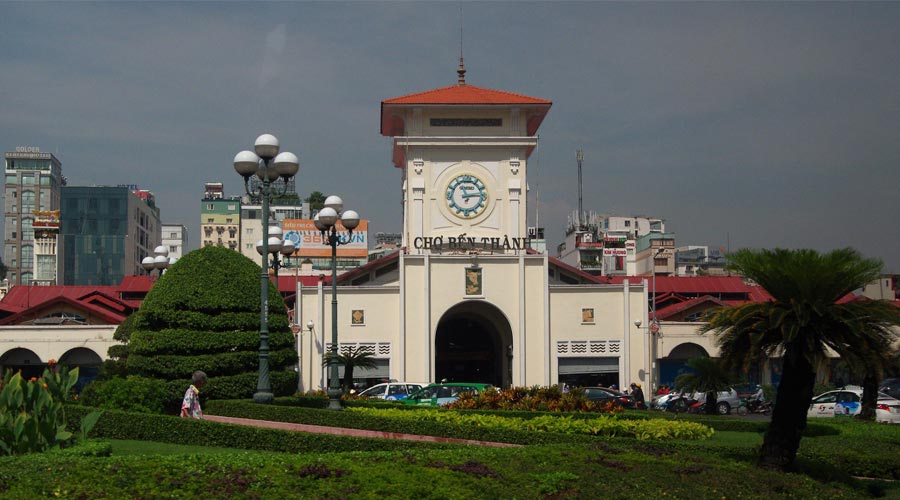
[{"left": 461, "top": 193, "right": 483, "bottom": 200}]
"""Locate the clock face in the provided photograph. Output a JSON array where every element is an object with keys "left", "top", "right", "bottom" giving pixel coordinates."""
[{"left": 446, "top": 174, "right": 488, "bottom": 218}]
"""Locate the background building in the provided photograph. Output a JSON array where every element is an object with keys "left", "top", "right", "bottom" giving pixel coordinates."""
[
  {"left": 32, "top": 210, "right": 60, "bottom": 285},
  {"left": 239, "top": 203, "right": 308, "bottom": 266},
  {"left": 59, "top": 186, "right": 161, "bottom": 285},
  {"left": 557, "top": 212, "right": 669, "bottom": 277},
  {"left": 4, "top": 147, "right": 64, "bottom": 285},
  {"left": 161, "top": 223, "right": 188, "bottom": 261},
  {"left": 200, "top": 183, "right": 240, "bottom": 251}
]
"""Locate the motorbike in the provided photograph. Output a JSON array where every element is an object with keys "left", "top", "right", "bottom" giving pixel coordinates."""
[{"left": 736, "top": 398, "right": 772, "bottom": 415}]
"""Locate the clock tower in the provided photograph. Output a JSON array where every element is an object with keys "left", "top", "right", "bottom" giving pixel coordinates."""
[{"left": 381, "top": 73, "right": 551, "bottom": 254}]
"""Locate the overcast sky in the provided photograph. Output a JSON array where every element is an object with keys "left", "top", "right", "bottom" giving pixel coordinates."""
[{"left": 2, "top": 2, "right": 898, "bottom": 272}]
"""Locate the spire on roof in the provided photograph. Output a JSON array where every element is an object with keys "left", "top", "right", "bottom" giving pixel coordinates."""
[{"left": 457, "top": 6, "right": 466, "bottom": 85}]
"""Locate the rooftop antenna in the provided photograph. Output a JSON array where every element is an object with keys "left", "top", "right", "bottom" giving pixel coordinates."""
[
  {"left": 576, "top": 149, "right": 584, "bottom": 228},
  {"left": 457, "top": 5, "right": 466, "bottom": 85}
]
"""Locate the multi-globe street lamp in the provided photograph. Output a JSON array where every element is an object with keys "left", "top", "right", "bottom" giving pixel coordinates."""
[
  {"left": 314, "top": 195, "right": 360, "bottom": 410},
  {"left": 256, "top": 226, "right": 296, "bottom": 281},
  {"left": 141, "top": 245, "right": 172, "bottom": 278},
  {"left": 233, "top": 134, "right": 299, "bottom": 404}
]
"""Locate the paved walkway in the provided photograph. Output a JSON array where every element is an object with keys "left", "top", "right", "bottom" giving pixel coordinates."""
[{"left": 205, "top": 415, "right": 521, "bottom": 448}]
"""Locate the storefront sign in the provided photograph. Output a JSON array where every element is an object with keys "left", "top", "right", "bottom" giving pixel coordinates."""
[{"left": 413, "top": 234, "right": 532, "bottom": 252}]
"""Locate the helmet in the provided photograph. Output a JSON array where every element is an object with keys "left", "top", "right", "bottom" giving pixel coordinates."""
[
  {"left": 756, "top": 384, "right": 762, "bottom": 389},
  {"left": 635, "top": 383, "right": 642, "bottom": 388}
]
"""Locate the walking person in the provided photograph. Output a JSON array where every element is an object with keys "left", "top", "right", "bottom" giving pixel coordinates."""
[{"left": 181, "top": 371, "right": 207, "bottom": 419}]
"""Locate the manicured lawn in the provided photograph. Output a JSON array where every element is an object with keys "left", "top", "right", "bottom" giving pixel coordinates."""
[
  {"left": 6, "top": 403, "right": 897, "bottom": 498},
  {"left": 0, "top": 442, "right": 880, "bottom": 499},
  {"left": 108, "top": 439, "right": 251, "bottom": 456}
]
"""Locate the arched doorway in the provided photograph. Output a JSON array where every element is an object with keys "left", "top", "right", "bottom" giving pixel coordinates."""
[
  {"left": 0, "top": 348, "right": 44, "bottom": 379},
  {"left": 435, "top": 302, "right": 513, "bottom": 388},
  {"left": 659, "top": 343, "right": 710, "bottom": 388},
  {"left": 60, "top": 348, "right": 104, "bottom": 392}
]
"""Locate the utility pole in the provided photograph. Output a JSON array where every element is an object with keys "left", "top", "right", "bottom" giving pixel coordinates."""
[{"left": 576, "top": 149, "right": 584, "bottom": 228}]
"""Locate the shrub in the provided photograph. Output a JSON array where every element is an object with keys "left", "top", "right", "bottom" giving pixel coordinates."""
[
  {"left": 108, "top": 246, "right": 296, "bottom": 402},
  {"left": 0, "top": 364, "right": 100, "bottom": 455},
  {"left": 347, "top": 407, "right": 714, "bottom": 440},
  {"left": 445, "top": 385, "right": 622, "bottom": 413},
  {"left": 79, "top": 376, "right": 170, "bottom": 414},
  {"left": 65, "top": 405, "right": 452, "bottom": 454}
]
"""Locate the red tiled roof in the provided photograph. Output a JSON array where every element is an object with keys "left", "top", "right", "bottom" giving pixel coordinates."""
[
  {"left": 336, "top": 252, "right": 400, "bottom": 285},
  {"left": 0, "top": 295, "right": 127, "bottom": 325},
  {"left": 275, "top": 274, "right": 326, "bottom": 293},
  {"left": 607, "top": 276, "right": 771, "bottom": 298},
  {"left": 547, "top": 257, "right": 608, "bottom": 285},
  {"left": 117, "top": 275, "right": 155, "bottom": 293},
  {"left": 655, "top": 295, "right": 728, "bottom": 321},
  {"left": 383, "top": 84, "right": 551, "bottom": 106}
]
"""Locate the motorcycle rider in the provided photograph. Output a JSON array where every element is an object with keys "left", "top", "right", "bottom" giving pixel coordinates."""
[
  {"left": 748, "top": 384, "right": 766, "bottom": 412},
  {"left": 630, "top": 382, "right": 646, "bottom": 409}
]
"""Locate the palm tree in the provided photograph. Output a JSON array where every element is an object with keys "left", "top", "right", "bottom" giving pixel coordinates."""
[
  {"left": 674, "top": 356, "right": 737, "bottom": 415},
  {"left": 322, "top": 346, "right": 379, "bottom": 394},
  {"left": 702, "top": 248, "right": 900, "bottom": 470}
]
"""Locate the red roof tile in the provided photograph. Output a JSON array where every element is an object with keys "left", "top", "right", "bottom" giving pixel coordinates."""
[
  {"left": 383, "top": 84, "right": 551, "bottom": 106},
  {"left": 655, "top": 295, "right": 728, "bottom": 321}
]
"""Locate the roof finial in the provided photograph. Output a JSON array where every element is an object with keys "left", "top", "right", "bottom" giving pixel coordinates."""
[{"left": 457, "top": 5, "right": 466, "bottom": 85}]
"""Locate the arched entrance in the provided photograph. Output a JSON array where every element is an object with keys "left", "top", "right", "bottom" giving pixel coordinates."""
[
  {"left": 0, "top": 348, "right": 44, "bottom": 379},
  {"left": 435, "top": 302, "right": 513, "bottom": 388},
  {"left": 60, "top": 348, "right": 104, "bottom": 392},
  {"left": 659, "top": 343, "right": 710, "bottom": 388}
]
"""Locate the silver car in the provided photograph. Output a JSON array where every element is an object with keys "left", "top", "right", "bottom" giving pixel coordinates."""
[{"left": 357, "top": 382, "right": 426, "bottom": 400}]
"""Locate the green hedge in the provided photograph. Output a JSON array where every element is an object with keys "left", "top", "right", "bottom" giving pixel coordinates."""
[
  {"left": 129, "top": 330, "right": 294, "bottom": 356},
  {"left": 65, "top": 406, "right": 452, "bottom": 454},
  {"left": 206, "top": 400, "right": 591, "bottom": 446},
  {"left": 127, "top": 348, "right": 297, "bottom": 379},
  {"left": 135, "top": 246, "right": 285, "bottom": 320},
  {"left": 132, "top": 310, "right": 289, "bottom": 332}
]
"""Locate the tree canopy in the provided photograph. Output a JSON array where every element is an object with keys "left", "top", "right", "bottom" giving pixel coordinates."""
[
  {"left": 125, "top": 246, "right": 297, "bottom": 404},
  {"left": 703, "top": 247, "right": 900, "bottom": 470}
]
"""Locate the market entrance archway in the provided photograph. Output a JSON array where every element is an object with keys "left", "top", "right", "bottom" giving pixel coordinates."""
[{"left": 435, "top": 302, "right": 513, "bottom": 388}]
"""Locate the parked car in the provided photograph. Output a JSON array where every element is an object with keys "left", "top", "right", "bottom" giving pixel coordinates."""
[
  {"left": 357, "top": 382, "right": 426, "bottom": 400},
  {"left": 808, "top": 388, "right": 900, "bottom": 424},
  {"left": 402, "top": 382, "right": 493, "bottom": 407},
  {"left": 583, "top": 387, "right": 633, "bottom": 407},
  {"left": 879, "top": 378, "right": 900, "bottom": 400}
]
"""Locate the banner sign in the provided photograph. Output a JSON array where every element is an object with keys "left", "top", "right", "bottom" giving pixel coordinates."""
[{"left": 283, "top": 219, "right": 368, "bottom": 258}]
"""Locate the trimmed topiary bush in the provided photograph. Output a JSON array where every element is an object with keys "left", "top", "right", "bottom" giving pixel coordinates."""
[{"left": 84, "top": 246, "right": 297, "bottom": 412}]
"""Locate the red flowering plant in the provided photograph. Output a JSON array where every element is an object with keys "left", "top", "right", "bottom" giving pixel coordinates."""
[{"left": 446, "top": 385, "right": 622, "bottom": 413}]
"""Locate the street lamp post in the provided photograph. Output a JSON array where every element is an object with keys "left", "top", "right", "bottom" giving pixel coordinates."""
[
  {"left": 314, "top": 195, "right": 360, "bottom": 410},
  {"left": 256, "top": 226, "right": 296, "bottom": 282},
  {"left": 141, "top": 245, "right": 171, "bottom": 278},
  {"left": 234, "top": 134, "right": 299, "bottom": 404}
]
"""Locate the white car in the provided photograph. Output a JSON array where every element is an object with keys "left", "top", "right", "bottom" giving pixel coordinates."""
[
  {"left": 807, "top": 389, "right": 900, "bottom": 424},
  {"left": 357, "top": 382, "right": 426, "bottom": 400}
]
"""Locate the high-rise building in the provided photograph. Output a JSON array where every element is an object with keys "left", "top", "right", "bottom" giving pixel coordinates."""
[
  {"left": 32, "top": 210, "right": 61, "bottom": 285},
  {"left": 59, "top": 186, "right": 161, "bottom": 285},
  {"left": 200, "top": 183, "right": 240, "bottom": 251},
  {"left": 3, "top": 147, "right": 64, "bottom": 285},
  {"left": 161, "top": 223, "right": 188, "bottom": 261}
]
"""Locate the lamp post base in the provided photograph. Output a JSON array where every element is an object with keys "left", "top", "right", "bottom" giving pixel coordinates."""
[
  {"left": 252, "top": 391, "right": 274, "bottom": 404},
  {"left": 326, "top": 388, "right": 343, "bottom": 410}
]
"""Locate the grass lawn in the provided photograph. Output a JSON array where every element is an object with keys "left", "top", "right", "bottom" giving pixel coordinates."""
[
  {"left": 108, "top": 439, "right": 251, "bottom": 456},
  {"left": 4, "top": 404, "right": 898, "bottom": 499}
]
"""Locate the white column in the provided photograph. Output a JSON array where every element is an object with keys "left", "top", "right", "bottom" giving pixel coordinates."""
[
  {"left": 518, "top": 253, "right": 526, "bottom": 385},
  {"left": 543, "top": 253, "right": 551, "bottom": 386},
  {"left": 317, "top": 277, "right": 325, "bottom": 390},
  {"left": 622, "top": 279, "right": 630, "bottom": 387},
  {"left": 398, "top": 251, "right": 406, "bottom": 381},
  {"left": 425, "top": 253, "right": 432, "bottom": 382}
]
